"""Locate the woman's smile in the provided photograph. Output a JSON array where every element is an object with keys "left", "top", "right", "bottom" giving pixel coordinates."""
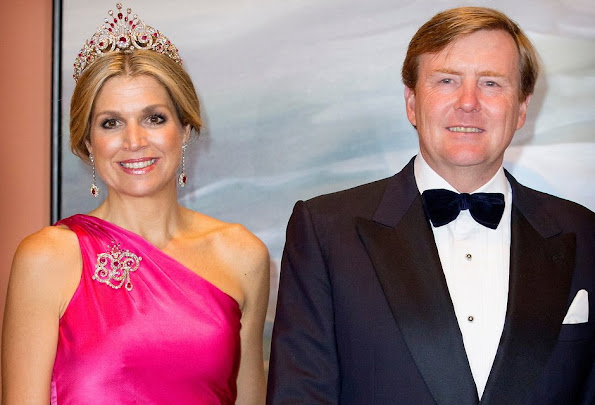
[{"left": 119, "top": 158, "right": 159, "bottom": 173}]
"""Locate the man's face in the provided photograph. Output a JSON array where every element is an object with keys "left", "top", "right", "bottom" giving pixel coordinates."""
[{"left": 405, "top": 29, "right": 530, "bottom": 184}]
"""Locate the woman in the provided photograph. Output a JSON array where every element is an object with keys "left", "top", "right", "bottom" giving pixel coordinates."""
[{"left": 2, "top": 4, "right": 269, "bottom": 404}]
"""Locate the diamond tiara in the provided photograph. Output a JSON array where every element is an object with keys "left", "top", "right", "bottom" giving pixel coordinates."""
[{"left": 73, "top": 3, "right": 182, "bottom": 82}]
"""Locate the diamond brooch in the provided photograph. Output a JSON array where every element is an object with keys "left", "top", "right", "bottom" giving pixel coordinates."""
[{"left": 93, "top": 241, "right": 142, "bottom": 291}]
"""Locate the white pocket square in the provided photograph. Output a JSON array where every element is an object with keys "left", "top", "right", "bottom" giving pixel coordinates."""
[{"left": 562, "top": 289, "right": 589, "bottom": 324}]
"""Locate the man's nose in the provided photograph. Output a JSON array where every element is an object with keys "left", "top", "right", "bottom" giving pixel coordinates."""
[{"left": 455, "top": 82, "right": 481, "bottom": 113}]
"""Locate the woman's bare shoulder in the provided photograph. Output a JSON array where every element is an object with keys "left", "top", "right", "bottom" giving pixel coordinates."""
[
  {"left": 178, "top": 210, "right": 269, "bottom": 311},
  {"left": 184, "top": 210, "right": 269, "bottom": 275},
  {"left": 194, "top": 212, "right": 268, "bottom": 262},
  {"left": 14, "top": 225, "right": 79, "bottom": 266},
  {"left": 213, "top": 222, "right": 269, "bottom": 302},
  {"left": 10, "top": 226, "right": 82, "bottom": 307}
]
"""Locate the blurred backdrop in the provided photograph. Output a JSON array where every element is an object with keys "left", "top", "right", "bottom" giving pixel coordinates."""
[{"left": 58, "top": 0, "right": 595, "bottom": 363}]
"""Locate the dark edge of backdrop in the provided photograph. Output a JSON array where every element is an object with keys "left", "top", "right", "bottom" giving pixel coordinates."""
[{"left": 51, "top": 0, "right": 62, "bottom": 223}]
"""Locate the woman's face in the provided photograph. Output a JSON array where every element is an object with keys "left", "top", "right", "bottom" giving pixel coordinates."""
[{"left": 88, "top": 74, "right": 190, "bottom": 199}]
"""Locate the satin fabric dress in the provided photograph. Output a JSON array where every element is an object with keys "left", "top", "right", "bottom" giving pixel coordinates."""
[{"left": 50, "top": 214, "right": 241, "bottom": 404}]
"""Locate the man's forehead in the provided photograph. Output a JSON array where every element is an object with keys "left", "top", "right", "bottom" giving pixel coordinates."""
[
  {"left": 422, "top": 29, "right": 518, "bottom": 59},
  {"left": 418, "top": 30, "right": 520, "bottom": 71}
]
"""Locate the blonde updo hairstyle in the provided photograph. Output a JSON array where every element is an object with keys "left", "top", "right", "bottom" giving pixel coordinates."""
[
  {"left": 402, "top": 7, "right": 540, "bottom": 102},
  {"left": 70, "top": 50, "right": 202, "bottom": 164}
]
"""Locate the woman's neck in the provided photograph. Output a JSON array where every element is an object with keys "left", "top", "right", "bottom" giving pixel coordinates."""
[{"left": 89, "top": 190, "right": 187, "bottom": 249}]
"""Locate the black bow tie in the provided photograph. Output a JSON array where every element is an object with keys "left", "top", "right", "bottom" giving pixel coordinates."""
[{"left": 421, "top": 189, "right": 505, "bottom": 229}]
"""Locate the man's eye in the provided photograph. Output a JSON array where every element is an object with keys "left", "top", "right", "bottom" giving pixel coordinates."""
[
  {"left": 485, "top": 81, "right": 499, "bottom": 87},
  {"left": 440, "top": 78, "right": 453, "bottom": 84}
]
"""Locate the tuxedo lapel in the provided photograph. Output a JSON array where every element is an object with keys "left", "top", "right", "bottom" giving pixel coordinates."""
[
  {"left": 481, "top": 188, "right": 576, "bottom": 404},
  {"left": 356, "top": 194, "right": 478, "bottom": 405},
  {"left": 354, "top": 163, "right": 576, "bottom": 404}
]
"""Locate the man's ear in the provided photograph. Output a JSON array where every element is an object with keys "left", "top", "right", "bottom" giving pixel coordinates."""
[
  {"left": 404, "top": 86, "right": 417, "bottom": 128},
  {"left": 516, "top": 95, "right": 531, "bottom": 130}
]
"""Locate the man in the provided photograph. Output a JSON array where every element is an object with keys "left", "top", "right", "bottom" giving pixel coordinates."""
[{"left": 267, "top": 7, "right": 594, "bottom": 405}]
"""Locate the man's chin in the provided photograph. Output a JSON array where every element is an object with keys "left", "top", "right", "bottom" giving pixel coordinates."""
[{"left": 441, "top": 149, "right": 499, "bottom": 169}]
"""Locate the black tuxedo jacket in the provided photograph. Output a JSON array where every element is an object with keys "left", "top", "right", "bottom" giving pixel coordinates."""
[{"left": 267, "top": 158, "right": 595, "bottom": 404}]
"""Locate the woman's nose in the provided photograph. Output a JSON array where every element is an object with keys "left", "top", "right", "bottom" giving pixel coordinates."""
[{"left": 122, "top": 124, "right": 148, "bottom": 150}]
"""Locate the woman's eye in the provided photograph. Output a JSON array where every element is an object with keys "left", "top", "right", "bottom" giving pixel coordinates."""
[
  {"left": 148, "top": 114, "right": 166, "bottom": 124},
  {"left": 101, "top": 119, "right": 119, "bottom": 129}
]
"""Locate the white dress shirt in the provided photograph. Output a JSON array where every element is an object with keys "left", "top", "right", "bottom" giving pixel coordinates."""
[{"left": 414, "top": 154, "right": 512, "bottom": 398}]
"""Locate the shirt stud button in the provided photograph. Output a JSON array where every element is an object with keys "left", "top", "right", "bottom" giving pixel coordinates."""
[
  {"left": 467, "top": 315, "right": 474, "bottom": 322},
  {"left": 466, "top": 253, "right": 472, "bottom": 260}
]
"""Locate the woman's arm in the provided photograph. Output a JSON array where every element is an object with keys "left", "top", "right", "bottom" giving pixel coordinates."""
[
  {"left": 232, "top": 228, "right": 270, "bottom": 405},
  {"left": 2, "top": 227, "right": 81, "bottom": 404}
]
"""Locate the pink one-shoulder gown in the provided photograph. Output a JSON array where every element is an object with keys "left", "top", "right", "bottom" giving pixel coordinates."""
[{"left": 51, "top": 214, "right": 241, "bottom": 404}]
